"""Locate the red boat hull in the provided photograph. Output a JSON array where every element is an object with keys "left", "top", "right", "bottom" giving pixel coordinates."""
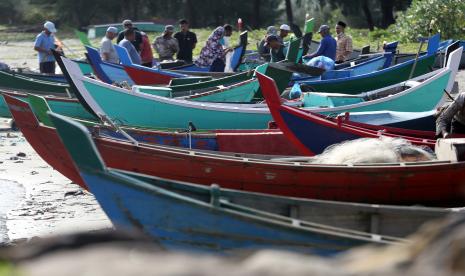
[
  {"left": 123, "top": 65, "right": 173, "bottom": 85},
  {"left": 6, "top": 95, "right": 465, "bottom": 206}
]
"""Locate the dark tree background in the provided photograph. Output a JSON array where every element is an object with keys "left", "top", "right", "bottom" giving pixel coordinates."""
[{"left": 2, "top": 0, "right": 411, "bottom": 30}]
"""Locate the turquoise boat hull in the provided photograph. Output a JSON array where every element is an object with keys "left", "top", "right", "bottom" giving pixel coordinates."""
[{"left": 0, "top": 92, "right": 95, "bottom": 120}]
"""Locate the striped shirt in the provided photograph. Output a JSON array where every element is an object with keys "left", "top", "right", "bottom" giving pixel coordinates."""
[{"left": 336, "top": 33, "right": 353, "bottom": 62}]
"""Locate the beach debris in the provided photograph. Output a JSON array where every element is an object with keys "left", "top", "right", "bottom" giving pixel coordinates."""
[
  {"left": 9, "top": 156, "right": 19, "bottom": 160},
  {"left": 17, "top": 152, "right": 26, "bottom": 158},
  {"left": 7, "top": 133, "right": 17, "bottom": 138},
  {"left": 64, "top": 190, "right": 85, "bottom": 198},
  {"left": 30, "top": 171, "right": 38, "bottom": 175}
]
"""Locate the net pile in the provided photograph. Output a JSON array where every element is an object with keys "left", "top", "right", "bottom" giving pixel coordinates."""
[{"left": 308, "top": 137, "right": 435, "bottom": 164}]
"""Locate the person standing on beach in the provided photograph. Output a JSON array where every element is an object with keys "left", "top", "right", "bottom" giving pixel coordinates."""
[
  {"left": 100, "top": 27, "right": 119, "bottom": 64},
  {"left": 174, "top": 19, "right": 197, "bottom": 63},
  {"left": 118, "top": 28, "right": 142, "bottom": 65},
  {"left": 116, "top": 19, "right": 143, "bottom": 52},
  {"left": 34, "top": 21, "right": 59, "bottom": 74},
  {"left": 335, "top": 21, "right": 353, "bottom": 63},
  {"left": 153, "top": 25, "right": 179, "bottom": 61},
  {"left": 140, "top": 32, "right": 154, "bottom": 67}
]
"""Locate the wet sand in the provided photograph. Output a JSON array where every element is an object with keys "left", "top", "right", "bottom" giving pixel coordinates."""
[{"left": 0, "top": 119, "right": 111, "bottom": 244}]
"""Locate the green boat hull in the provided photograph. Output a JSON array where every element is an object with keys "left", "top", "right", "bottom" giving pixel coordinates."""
[
  {"left": 169, "top": 71, "right": 254, "bottom": 93},
  {"left": 0, "top": 93, "right": 95, "bottom": 120},
  {"left": 308, "top": 71, "right": 451, "bottom": 114},
  {"left": 76, "top": 61, "right": 93, "bottom": 75},
  {"left": 82, "top": 79, "right": 271, "bottom": 129},
  {"left": 78, "top": 68, "right": 450, "bottom": 130},
  {"left": 303, "top": 55, "right": 437, "bottom": 94},
  {"left": 0, "top": 70, "right": 70, "bottom": 94}
]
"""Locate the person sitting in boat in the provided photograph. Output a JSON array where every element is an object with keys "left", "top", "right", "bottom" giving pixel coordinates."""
[
  {"left": 335, "top": 21, "right": 353, "bottom": 63},
  {"left": 118, "top": 28, "right": 142, "bottom": 65},
  {"left": 34, "top": 21, "right": 60, "bottom": 74},
  {"left": 258, "top": 26, "right": 278, "bottom": 61},
  {"left": 278, "top": 24, "right": 291, "bottom": 44},
  {"left": 195, "top": 27, "right": 232, "bottom": 72},
  {"left": 265, "top": 35, "right": 285, "bottom": 62},
  {"left": 174, "top": 19, "right": 197, "bottom": 63},
  {"left": 140, "top": 32, "right": 154, "bottom": 67},
  {"left": 303, "top": 25, "right": 337, "bottom": 61},
  {"left": 436, "top": 93, "right": 465, "bottom": 138},
  {"left": 153, "top": 25, "right": 179, "bottom": 61},
  {"left": 99, "top": 27, "right": 119, "bottom": 64},
  {"left": 116, "top": 19, "right": 143, "bottom": 53}
]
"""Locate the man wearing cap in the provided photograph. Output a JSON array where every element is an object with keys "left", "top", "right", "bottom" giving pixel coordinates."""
[
  {"left": 265, "top": 35, "right": 286, "bottom": 62},
  {"left": 100, "top": 27, "right": 119, "bottom": 64},
  {"left": 34, "top": 21, "right": 58, "bottom": 74},
  {"left": 174, "top": 19, "right": 197, "bottom": 63},
  {"left": 335, "top": 21, "right": 353, "bottom": 63},
  {"left": 153, "top": 25, "right": 179, "bottom": 61},
  {"left": 258, "top": 26, "right": 278, "bottom": 61},
  {"left": 116, "top": 19, "right": 143, "bottom": 52},
  {"left": 304, "top": 25, "right": 337, "bottom": 61},
  {"left": 278, "top": 24, "right": 291, "bottom": 44},
  {"left": 118, "top": 28, "right": 142, "bottom": 65}
]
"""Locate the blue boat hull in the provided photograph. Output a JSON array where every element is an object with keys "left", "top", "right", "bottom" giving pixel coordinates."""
[{"left": 83, "top": 171, "right": 367, "bottom": 256}]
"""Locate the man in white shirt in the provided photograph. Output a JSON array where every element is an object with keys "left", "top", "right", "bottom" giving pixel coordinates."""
[{"left": 100, "top": 27, "right": 119, "bottom": 63}]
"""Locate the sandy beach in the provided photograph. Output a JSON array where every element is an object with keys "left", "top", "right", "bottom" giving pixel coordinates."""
[
  {"left": 0, "top": 119, "right": 111, "bottom": 245},
  {"left": 0, "top": 38, "right": 464, "bottom": 245}
]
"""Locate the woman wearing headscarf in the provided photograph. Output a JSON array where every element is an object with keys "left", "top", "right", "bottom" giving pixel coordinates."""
[{"left": 195, "top": 27, "right": 231, "bottom": 71}]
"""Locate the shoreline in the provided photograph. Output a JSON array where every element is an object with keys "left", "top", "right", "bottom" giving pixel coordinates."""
[{"left": 0, "top": 126, "right": 111, "bottom": 244}]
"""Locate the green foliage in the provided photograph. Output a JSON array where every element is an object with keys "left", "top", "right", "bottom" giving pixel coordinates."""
[
  {"left": 396, "top": 0, "right": 465, "bottom": 41},
  {"left": 0, "top": 261, "right": 18, "bottom": 276}
]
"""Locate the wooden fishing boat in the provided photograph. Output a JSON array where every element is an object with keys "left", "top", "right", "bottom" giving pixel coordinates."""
[
  {"left": 50, "top": 112, "right": 405, "bottom": 255},
  {"left": 256, "top": 66, "right": 465, "bottom": 155},
  {"left": 14, "top": 93, "right": 301, "bottom": 154},
  {"left": 4, "top": 95, "right": 302, "bottom": 190},
  {"left": 84, "top": 46, "right": 135, "bottom": 85},
  {"left": 11, "top": 96, "right": 460, "bottom": 241},
  {"left": 295, "top": 52, "right": 393, "bottom": 83},
  {"left": 76, "top": 47, "right": 256, "bottom": 93},
  {"left": 394, "top": 40, "right": 465, "bottom": 69},
  {"left": 334, "top": 110, "right": 437, "bottom": 132},
  {"left": 0, "top": 90, "right": 94, "bottom": 120},
  {"left": 62, "top": 44, "right": 458, "bottom": 130},
  {"left": 0, "top": 70, "right": 70, "bottom": 94},
  {"left": 10, "top": 94, "right": 465, "bottom": 205},
  {"left": 115, "top": 45, "right": 204, "bottom": 85},
  {"left": 5, "top": 70, "right": 68, "bottom": 83},
  {"left": 297, "top": 34, "right": 441, "bottom": 94}
]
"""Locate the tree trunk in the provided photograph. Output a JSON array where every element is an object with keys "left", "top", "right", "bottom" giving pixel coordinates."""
[
  {"left": 361, "top": 0, "right": 374, "bottom": 31},
  {"left": 184, "top": 0, "right": 196, "bottom": 27},
  {"left": 380, "top": 0, "right": 395, "bottom": 28},
  {"left": 251, "top": 0, "right": 261, "bottom": 28},
  {"left": 285, "top": 0, "right": 294, "bottom": 24}
]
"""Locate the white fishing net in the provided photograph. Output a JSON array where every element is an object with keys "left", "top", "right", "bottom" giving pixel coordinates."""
[{"left": 308, "top": 137, "right": 436, "bottom": 164}]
